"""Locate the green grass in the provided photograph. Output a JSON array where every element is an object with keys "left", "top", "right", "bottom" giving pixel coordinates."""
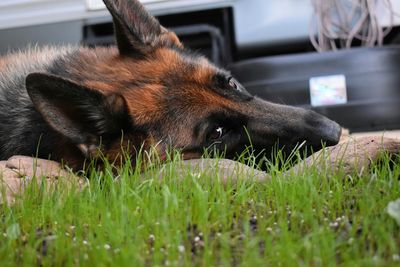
[{"left": 1, "top": 150, "right": 400, "bottom": 267}]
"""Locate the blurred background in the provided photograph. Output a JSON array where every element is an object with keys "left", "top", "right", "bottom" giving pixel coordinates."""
[{"left": 1, "top": 0, "right": 400, "bottom": 133}]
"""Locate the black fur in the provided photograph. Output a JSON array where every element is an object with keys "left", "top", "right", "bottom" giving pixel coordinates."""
[{"left": 26, "top": 73, "right": 131, "bottom": 142}]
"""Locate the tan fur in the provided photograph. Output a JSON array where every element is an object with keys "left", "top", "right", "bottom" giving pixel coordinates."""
[
  {"left": 61, "top": 46, "right": 240, "bottom": 130},
  {"left": 0, "top": 45, "right": 75, "bottom": 86}
]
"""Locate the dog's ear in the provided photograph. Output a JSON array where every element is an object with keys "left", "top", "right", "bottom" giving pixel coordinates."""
[
  {"left": 26, "top": 73, "right": 130, "bottom": 157},
  {"left": 103, "top": 0, "right": 182, "bottom": 56}
]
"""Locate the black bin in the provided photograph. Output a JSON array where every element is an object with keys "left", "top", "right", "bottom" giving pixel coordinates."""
[{"left": 230, "top": 46, "right": 400, "bottom": 133}]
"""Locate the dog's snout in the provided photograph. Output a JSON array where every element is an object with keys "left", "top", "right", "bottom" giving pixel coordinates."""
[
  {"left": 306, "top": 111, "right": 342, "bottom": 146},
  {"left": 317, "top": 119, "right": 342, "bottom": 146}
]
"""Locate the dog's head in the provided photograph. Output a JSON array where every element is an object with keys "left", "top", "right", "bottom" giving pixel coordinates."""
[{"left": 25, "top": 0, "right": 341, "bottom": 167}]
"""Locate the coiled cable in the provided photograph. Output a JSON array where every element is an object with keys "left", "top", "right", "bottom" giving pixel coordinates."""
[{"left": 310, "top": 0, "right": 400, "bottom": 51}]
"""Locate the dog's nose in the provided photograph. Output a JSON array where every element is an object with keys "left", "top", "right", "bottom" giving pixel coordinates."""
[
  {"left": 317, "top": 119, "right": 342, "bottom": 146},
  {"left": 306, "top": 110, "right": 342, "bottom": 146}
]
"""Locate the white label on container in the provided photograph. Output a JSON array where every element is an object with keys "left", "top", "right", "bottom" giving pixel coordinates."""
[{"left": 309, "top": 74, "right": 347, "bottom": 107}]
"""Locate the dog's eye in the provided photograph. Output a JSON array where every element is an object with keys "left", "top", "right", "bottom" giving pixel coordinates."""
[
  {"left": 228, "top": 77, "right": 241, "bottom": 91},
  {"left": 209, "top": 126, "right": 225, "bottom": 140}
]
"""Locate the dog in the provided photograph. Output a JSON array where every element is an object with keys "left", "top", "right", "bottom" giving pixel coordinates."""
[{"left": 0, "top": 0, "right": 341, "bottom": 171}]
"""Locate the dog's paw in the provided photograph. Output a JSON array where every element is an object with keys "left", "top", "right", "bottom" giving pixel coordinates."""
[
  {"left": 0, "top": 156, "right": 81, "bottom": 203},
  {"left": 298, "top": 136, "right": 400, "bottom": 175}
]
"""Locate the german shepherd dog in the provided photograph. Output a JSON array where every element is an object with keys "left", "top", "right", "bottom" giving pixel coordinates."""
[{"left": 0, "top": 0, "right": 341, "bottom": 171}]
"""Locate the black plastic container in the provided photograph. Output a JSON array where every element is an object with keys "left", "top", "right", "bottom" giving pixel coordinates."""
[{"left": 230, "top": 46, "right": 400, "bottom": 132}]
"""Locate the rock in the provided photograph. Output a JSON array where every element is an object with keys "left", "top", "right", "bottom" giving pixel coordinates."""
[
  {"left": 291, "top": 136, "right": 400, "bottom": 176},
  {"left": 151, "top": 158, "right": 270, "bottom": 183},
  {"left": 0, "top": 156, "right": 83, "bottom": 204}
]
